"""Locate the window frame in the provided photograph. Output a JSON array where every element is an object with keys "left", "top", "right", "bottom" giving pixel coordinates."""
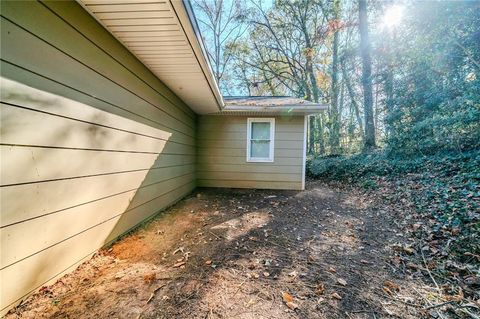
[{"left": 246, "top": 118, "right": 275, "bottom": 162}]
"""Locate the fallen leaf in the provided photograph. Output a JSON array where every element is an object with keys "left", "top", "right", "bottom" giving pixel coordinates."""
[
  {"left": 144, "top": 273, "right": 156, "bottom": 284},
  {"left": 263, "top": 272, "right": 270, "bottom": 277},
  {"left": 331, "top": 292, "right": 342, "bottom": 300},
  {"left": 282, "top": 292, "right": 294, "bottom": 303},
  {"left": 172, "top": 261, "right": 186, "bottom": 268},
  {"left": 406, "top": 262, "right": 418, "bottom": 269},
  {"left": 328, "top": 267, "right": 336, "bottom": 273},
  {"left": 114, "top": 273, "right": 125, "bottom": 279},
  {"left": 244, "top": 298, "right": 255, "bottom": 307},
  {"left": 248, "top": 272, "right": 259, "bottom": 279},
  {"left": 337, "top": 278, "right": 347, "bottom": 286},
  {"left": 444, "top": 288, "right": 464, "bottom": 302},
  {"left": 383, "top": 286, "right": 393, "bottom": 296},
  {"left": 315, "top": 283, "right": 325, "bottom": 295},
  {"left": 403, "top": 246, "right": 415, "bottom": 255},
  {"left": 205, "top": 260, "right": 212, "bottom": 265},
  {"left": 286, "top": 301, "right": 298, "bottom": 310},
  {"left": 383, "top": 280, "right": 400, "bottom": 292}
]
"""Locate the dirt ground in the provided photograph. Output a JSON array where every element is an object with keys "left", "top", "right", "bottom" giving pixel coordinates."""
[{"left": 6, "top": 182, "right": 457, "bottom": 318}]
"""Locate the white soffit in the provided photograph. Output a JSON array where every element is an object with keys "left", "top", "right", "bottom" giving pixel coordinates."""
[{"left": 78, "top": 0, "right": 223, "bottom": 114}]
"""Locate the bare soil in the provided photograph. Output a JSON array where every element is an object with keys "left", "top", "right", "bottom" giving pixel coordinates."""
[{"left": 6, "top": 182, "right": 460, "bottom": 318}]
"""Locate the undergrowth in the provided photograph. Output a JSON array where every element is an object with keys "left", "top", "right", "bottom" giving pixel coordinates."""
[{"left": 308, "top": 150, "right": 480, "bottom": 303}]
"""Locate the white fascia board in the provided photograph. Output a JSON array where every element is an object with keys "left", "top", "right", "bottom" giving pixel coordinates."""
[{"left": 170, "top": 0, "right": 224, "bottom": 112}]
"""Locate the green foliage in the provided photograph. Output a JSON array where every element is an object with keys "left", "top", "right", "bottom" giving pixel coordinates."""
[
  {"left": 308, "top": 150, "right": 480, "bottom": 258},
  {"left": 308, "top": 150, "right": 479, "bottom": 181},
  {"left": 384, "top": 1, "right": 480, "bottom": 156}
]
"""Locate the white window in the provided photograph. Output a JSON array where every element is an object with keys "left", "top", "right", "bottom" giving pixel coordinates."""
[{"left": 247, "top": 118, "right": 275, "bottom": 162}]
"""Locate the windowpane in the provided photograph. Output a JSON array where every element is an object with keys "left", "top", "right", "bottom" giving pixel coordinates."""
[
  {"left": 251, "top": 122, "right": 270, "bottom": 140},
  {"left": 251, "top": 140, "right": 270, "bottom": 158}
]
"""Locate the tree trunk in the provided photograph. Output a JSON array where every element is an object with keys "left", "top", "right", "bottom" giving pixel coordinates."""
[
  {"left": 316, "top": 115, "right": 326, "bottom": 155},
  {"left": 305, "top": 51, "right": 319, "bottom": 103},
  {"left": 342, "top": 63, "right": 364, "bottom": 136},
  {"left": 329, "top": 0, "right": 341, "bottom": 154},
  {"left": 383, "top": 33, "right": 394, "bottom": 139},
  {"left": 358, "top": 0, "right": 376, "bottom": 150},
  {"left": 300, "top": 16, "right": 320, "bottom": 103}
]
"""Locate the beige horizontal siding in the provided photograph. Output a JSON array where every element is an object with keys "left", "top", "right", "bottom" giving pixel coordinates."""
[
  {"left": 1, "top": 146, "right": 194, "bottom": 186},
  {"left": 198, "top": 147, "right": 303, "bottom": 158},
  {"left": 0, "top": 1, "right": 196, "bottom": 313},
  {"left": 197, "top": 163, "right": 303, "bottom": 174},
  {"left": 1, "top": 173, "right": 195, "bottom": 269},
  {"left": 198, "top": 156, "right": 303, "bottom": 166},
  {"left": 197, "top": 139, "right": 303, "bottom": 150},
  {"left": 197, "top": 115, "right": 305, "bottom": 190},
  {"left": 198, "top": 131, "right": 304, "bottom": 141},
  {"left": 198, "top": 179, "right": 302, "bottom": 190},
  {"left": 199, "top": 122, "right": 304, "bottom": 133},
  {"left": 0, "top": 180, "right": 194, "bottom": 315},
  {"left": 1, "top": 163, "right": 195, "bottom": 227}
]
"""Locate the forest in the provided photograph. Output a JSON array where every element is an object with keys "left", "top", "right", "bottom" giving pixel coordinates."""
[
  {"left": 194, "top": 0, "right": 479, "bottom": 156},
  {"left": 194, "top": 0, "right": 480, "bottom": 317}
]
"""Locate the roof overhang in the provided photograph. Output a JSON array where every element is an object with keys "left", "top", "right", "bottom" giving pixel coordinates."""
[
  {"left": 212, "top": 96, "right": 327, "bottom": 115},
  {"left": 77, "top": 0, "right": 223, "bottom": 114},
  {"left": 213, "top": 105, "right": 327, "bottom": 116}
]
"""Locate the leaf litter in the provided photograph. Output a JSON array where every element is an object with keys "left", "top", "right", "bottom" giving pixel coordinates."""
[{"left": 5, "top": 182, "right": 479, "bottom": 318}]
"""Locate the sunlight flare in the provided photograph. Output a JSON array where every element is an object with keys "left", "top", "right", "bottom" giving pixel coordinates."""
[{"left": 381, "top": 4, "right": 405, "bottom": 29}]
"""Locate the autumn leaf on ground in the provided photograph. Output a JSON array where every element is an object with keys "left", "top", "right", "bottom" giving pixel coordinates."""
[
  {"left": 282, "top": 292, "right": 298, "bottom": 310},
  {"left": 337, "top": 278, "right": 347, "bottom": 286},
  {"left": 247, "top": 273, "right": 260, "bottom": 279},
  {"left": 282, "top": 292, "right": 294, "bottom": 303},
  {"left": 143, "top": 273, "right": 156, "bottom": 284},
  {"left": 443, "top": 288, "right": 464, "bottom": 302},
  {"left": 383, "top": 280, "right": 400, "bottom": 292},
  {"left": 331, "top": 292, "right": 342, "bottom": 300},
  {"left": 383, "top": 286, "right": 393, "bottom": 296},
  {"left": 172, "top": 261, "right": 186, "bottom": 268},
  {"left": 315, "top": 283, "right": 325, "bottom": 295}
]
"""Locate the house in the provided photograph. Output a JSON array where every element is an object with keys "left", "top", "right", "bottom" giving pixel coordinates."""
[{"left": 0, "top": 0, "right": 325, "bottom": 313}]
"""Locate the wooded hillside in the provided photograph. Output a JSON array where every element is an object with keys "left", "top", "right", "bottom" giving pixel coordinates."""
[
  {"left": 194, "top": 0, "right": 479, "bottom": 156},
  {"left": 194, "top": 1, "right": 480, "bottom": 317}
]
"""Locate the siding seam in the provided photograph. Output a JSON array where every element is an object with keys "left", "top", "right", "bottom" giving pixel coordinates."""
[
  {"left": 0, "top": 15, "right": 195, "bottom": 130},
  {"left": 0, "top": 60, "right": 195, "bottom": 139},
  {"left": 1, "top": 163, "right": 195, "bottom": 188},
  {"left": 0, "top": 143, "right": 195, "bottom": 155},
  {"left": 1, "top": 172, "right": 195, "bottom": 229},
  {"left": 0, "top": 102, "right": 195, "bottom": 146},
  {"left": 38, "top": 0, "right": 195, "bottom": 119},
  {"left": 0, "top": 182, "right": 194, "bottom": 313},
  {"left": 1, "top": 180, "right": 195, "bottom": 270}
]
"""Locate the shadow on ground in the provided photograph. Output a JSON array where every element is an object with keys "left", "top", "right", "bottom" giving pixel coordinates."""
[{"left": 6, "top": 182, "right": 425, "bottom": 319}]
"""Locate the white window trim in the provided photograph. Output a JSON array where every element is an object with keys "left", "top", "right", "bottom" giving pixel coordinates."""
[{"left": 246, "top": 118, "right": 275, "bottom": 162}]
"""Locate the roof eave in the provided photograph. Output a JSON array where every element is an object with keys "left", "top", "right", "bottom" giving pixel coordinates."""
[
  {"left": 208, "top": 104, "right": 328, "bottom": 115},
  {"left": 172, "top": 0, "right": 224, "bottom": 111}
]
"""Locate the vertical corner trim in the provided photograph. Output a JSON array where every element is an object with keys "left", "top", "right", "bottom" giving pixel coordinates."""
[{"left": 301, "top": 115, "right": 308, "bottom": 190}]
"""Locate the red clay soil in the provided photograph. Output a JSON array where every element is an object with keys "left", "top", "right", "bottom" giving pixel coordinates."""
[{"left": 5, "top": 182, "right": 456, "bottom": 318}]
